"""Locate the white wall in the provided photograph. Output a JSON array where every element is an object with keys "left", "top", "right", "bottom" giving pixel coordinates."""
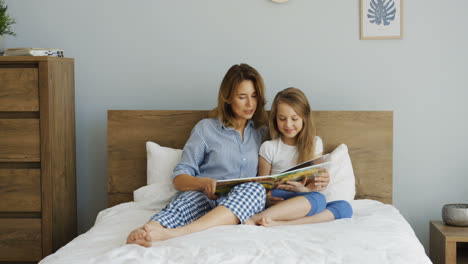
[{"left": 5, "top": 0, "right": 468, "bottom": 252}]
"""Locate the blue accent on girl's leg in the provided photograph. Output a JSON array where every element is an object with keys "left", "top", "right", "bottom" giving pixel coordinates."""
[
  {"left": 271, "top": 189, "right": 353, "bottom": 219},
  {"left": 271, "top": 189, "right": 327, "bottom": 216},
  {"left": 270, "top": 189, "right": 298, "bottom": 200},
  {"left": 301, "top": 192, "right": 326, "bottom": 216},
  {"left": 326, "top": 200, "right": 353, "bottom": 219}
]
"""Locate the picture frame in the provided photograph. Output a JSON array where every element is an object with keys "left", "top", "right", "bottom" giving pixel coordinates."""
[{"left": 360, "top": 0, "right": 402, "bottom": 40}]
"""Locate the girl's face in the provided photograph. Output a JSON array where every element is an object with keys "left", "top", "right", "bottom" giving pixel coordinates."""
[
  {"left": 230, "top": 80, "right": 257, "bottom": 124},
  {"left": 276, "top": 102, "right": 303, "bottom": 145}
]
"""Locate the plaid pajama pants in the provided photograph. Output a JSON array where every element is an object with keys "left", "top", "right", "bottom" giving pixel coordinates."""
[{"left": 149, "top": 182, "right": 266, "bottom": 228}]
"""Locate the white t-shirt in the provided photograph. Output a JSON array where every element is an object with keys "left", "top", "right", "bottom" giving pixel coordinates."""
[{"left": 259, "top": 136, "right": 323, "bottom": 175}]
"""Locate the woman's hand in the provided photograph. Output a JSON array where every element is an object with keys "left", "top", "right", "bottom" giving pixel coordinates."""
[
  {"left": 306, "top": 169, "right": 330, "bottom": 192},
  {"left": 276, "top": 178, "right": 309, "bottom": 193},
  {"left": 198, "top": 177, "right": 219, "bottom": 200},
  {"left": 173, "top": 174, "right": 218, "bottom": 200},
  {"left": 266, "top": 190, "right": 284, "bottom": 207}
]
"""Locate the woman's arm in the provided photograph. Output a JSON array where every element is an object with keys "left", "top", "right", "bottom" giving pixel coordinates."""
[
  {"left": 173, "top": 174, "right": 218, "bottom": 200},
  {"left": 171, "top": 120, "right": 212, "bottom": 193}
]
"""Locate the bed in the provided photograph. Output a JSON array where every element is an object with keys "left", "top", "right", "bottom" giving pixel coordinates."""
[{"left": 39, "top": 110, "right": 431, "bottom": 264}]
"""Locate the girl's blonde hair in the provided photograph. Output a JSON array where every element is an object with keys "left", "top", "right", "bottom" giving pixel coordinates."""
[
  {"left": 209, "top": 63, "right": 268, "bottom": 128},
  {"left": 269, "top": 87, "right": 317, "bottom": 164}
]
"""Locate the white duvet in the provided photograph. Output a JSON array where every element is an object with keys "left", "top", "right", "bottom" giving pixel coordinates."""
[{"left": 40, "top": 199, "right": 431, "bottom": 264}]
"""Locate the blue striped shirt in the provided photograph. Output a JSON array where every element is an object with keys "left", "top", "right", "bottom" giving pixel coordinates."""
[{"left": 172, "top": 118, "right": 266, "bottom": 181}]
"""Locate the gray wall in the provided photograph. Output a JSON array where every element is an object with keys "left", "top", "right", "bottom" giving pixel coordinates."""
[{"left": 5, "top": 0, "right": 468, "bottom": 252}]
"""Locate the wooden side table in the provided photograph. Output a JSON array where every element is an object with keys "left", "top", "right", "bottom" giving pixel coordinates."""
[{"left": 430, "top": 220, "right": 468, "bottom": 264}]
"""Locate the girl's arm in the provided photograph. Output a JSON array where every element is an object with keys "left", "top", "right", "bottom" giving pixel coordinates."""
[
  {"left": 304, "top": 169, "right": 330, "bottom": 191},
  {"left": 258, "top": 156, "right": 284, "bottom": 205},
  {"left": 276, "top": 170, "right": 330, "bottom": 192},
  {"left": 258, "top": 156, "right": 272, "bottom": 176}
]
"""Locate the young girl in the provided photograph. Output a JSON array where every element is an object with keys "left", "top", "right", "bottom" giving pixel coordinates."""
[{"left": 245, "top": 87, "right": 352, "bottom": 227}]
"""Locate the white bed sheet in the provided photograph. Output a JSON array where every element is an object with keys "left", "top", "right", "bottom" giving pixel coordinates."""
[{"left": 40, "top": 199, "right": 431, "bottom": 264}]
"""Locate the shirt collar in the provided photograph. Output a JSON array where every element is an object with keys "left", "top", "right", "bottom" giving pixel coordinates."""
[{"left": 219, "top": 119, "right": 254, "bottom": 131}]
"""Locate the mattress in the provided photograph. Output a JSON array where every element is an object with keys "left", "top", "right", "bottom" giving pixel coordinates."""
[{"left": 40, "top": 199, "right": 431, "bottom": 264}]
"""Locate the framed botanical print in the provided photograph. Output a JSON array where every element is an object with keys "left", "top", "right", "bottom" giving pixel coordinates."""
[{"left": 360, "top": 0, "right": 402, "bottom": 40}]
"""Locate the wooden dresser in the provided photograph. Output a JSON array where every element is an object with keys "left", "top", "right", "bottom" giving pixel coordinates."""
[{"left": 0, "top": 57, "right": 76, "bottom": 262}]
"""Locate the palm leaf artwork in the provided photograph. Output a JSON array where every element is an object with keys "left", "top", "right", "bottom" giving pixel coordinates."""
[{"left": 367, "top": 0, "right": 397, "bottom": 26}]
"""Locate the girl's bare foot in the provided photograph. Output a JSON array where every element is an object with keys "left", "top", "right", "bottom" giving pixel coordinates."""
[
  {"left": 144, "top": 220, "right": 180, "bottom": 242},
  {"left": 126, "top": 227, "right": 152, "bottom": 247},
  {"left": 259, "top": 217, "right": 283, "bottom": 227}
]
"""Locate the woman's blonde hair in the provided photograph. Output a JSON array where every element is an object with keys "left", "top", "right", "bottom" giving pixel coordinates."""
[
  {"left": 269, "top": 87, "right": 317, "bottom": 164},
  {"left": 209, "top": 63, "right": 268, "bottom": 128}
]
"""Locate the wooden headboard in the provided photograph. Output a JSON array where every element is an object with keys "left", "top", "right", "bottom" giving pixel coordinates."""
[{"left": 108, "top": 110, "right": 393, "bottom": 207}]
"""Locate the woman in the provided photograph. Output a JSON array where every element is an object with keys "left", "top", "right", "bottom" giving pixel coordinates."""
[{"left": 127, "top": 63, "right": 268, "bottom": 246}]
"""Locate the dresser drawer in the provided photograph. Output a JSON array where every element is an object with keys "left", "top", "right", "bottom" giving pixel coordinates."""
[
  {"left": 0, "top": 68, "right": 39, "bottom": 111},
  {"left": 0, "top": 119, "right": 40, "bottom": 162},
  {"left": 0, "top": 218, "right": 42, "bottom": 261},
  {"left": 0, "top": 169, "right": 41, "bottom": 212}
]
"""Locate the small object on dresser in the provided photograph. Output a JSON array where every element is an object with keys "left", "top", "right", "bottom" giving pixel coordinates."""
[
  {"left": 442, "top": 203, "right": 468, "bottom": 227},
  {"left": 4, "top": 47, "right": 64, "bottom": 57}
]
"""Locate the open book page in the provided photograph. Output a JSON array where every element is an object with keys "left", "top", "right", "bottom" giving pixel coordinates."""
[
  {"left": 215, "top": 176, "right": 276, "bottom": 195},
  {"left": 280, "top": 154, "right": 330, "bottom": 173},
  {"left": 215, "top": 154, "right": 331, "bottom": 195}
]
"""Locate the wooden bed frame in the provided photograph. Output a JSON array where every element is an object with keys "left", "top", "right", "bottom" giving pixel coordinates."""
[{"left": 108, "top": 110, "right": 393, "bottom": 207}]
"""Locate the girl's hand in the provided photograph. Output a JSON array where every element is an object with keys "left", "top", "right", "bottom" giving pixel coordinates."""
[
  {"left": 276, "top": 178, "right": 309, "bottom": 193},
  {"left": 266, "top": 190, "right": 284, "bottom": 206},
  {"left": 307, "top": 169, "right": 330, "bottom": 191},
  {"left": 199, "top": 177, "right": 219, "bottom": 200}
]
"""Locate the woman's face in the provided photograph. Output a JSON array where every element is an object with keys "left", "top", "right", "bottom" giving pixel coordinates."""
[{"left": 230, "top": 80, "right": 257, "bottom": 123}]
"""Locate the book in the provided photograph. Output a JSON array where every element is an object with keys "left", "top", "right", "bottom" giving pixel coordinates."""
[
  {"left": 4, "top": 48, "right": 64, "bottom": 57},
  {"left": 215, "top": 154, "right": 332, "bottom": 195}
]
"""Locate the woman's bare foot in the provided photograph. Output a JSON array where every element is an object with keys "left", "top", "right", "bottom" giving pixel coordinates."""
[
  {"left": 243, "top": 214, "right": 264, "bottom": 225},
  {"left": 259, "top": 217, "right": 284, "bottom": 227},
  {"left": 243, "top": 218, "right": 256, "bottom": 225},
  {"left": 144, "top": 220, "right": 180, "bottom": 243},
  {"left": 126, "top": 227, "right": 152, "bottom": 247}
]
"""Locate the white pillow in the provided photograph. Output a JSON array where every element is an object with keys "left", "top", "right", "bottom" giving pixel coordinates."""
[
  {"left": 146, "top": 141, "right": 182, "bottom": 185},
  {"left": 134, "top": 183, "right": 177, "bottom": 210},
  {"left": 134, "top": 142, "right": 181, "bottom": 206},
  {"left": 321, "top": 144, "right": 356, "bottom": 202}
]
